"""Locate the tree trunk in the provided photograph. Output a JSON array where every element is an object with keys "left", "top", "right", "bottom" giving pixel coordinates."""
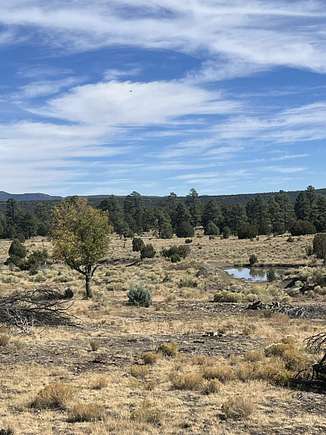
[{"left": 85, "top": 273, "right": 93, "bottom": 298}]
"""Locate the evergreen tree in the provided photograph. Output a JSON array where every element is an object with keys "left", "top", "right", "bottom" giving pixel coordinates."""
[
  {"left": 186, "top": 188, "right": 202, "bottom": 227},
  {"left": 202, "top": 200, "right": 222, "bottom": 230}
]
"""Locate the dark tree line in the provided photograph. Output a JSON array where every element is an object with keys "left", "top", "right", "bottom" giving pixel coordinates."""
[
  {"left": 0, "top": 199, "right": 53, "bottom": 240},
  {"left": 98, "top": 186, "right": 326, "bottom": 239},
  {"left": 0, "top": 186, "right": 325, "bottom": 240}
]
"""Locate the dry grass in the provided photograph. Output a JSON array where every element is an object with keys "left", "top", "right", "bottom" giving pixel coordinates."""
[
  {"left": 142, "top": 351, "right": 159, "bottom": 365},
  {"left": 130, "top": 400, "right": 163, "bottom": 426},
  {"left": 0, "top": 334, "right": 10, "bottom": 347},
  {"left": 130, "top": 365, "right": 149, "bottom": 379},
  {"left": 221, "top": 395, "right": 255, "bottom": 420},
  {"left": 30, "top": 383, "right": 73, "bottom": 410},
  {"left": 0, "top": 235, "right": 325, "bottom": 434},
  {"left": 68, "top": 403, "right": 105, "bottom": 422},
  {"left": 171, "top": 371, "right": 204, "bottom": 391},
  {"left": 158, "top": 342, "right": 178, "bottom": 357},
  {"left": 202, "top": 364, "right": 235, "bottom": 383}
]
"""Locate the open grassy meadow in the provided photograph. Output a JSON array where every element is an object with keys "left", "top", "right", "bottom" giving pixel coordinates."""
[{"left": 0, "top": 234, "right": 325, "bottom": 434}]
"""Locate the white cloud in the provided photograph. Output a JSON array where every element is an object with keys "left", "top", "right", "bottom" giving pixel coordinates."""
[
  {"left": 27, "top": 79, "right": 239, "bottom": 125},
  {"left": 1, "top": 1, "right": 326, "bottom": 78}
]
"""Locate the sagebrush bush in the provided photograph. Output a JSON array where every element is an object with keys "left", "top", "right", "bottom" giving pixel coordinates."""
[
  {"left": 213, "top": 291, "right": 243, "bottom": 303},
  {"left": 158, "top": 342, "right": 178, "bottom": 357},
  {"left": 202, "top": 365, "right": 235, "bottom": 383},
  {"left": 161, "top": 245, "right": 190, "bottom": 262},
  {"left": 201, "top": 379, "right": 221, "bottom": 395},
  {"left": 132, "top": 238, "right": 145, "bottom": 252},
  {"left": 140, "top": 244, "right": 156, "bottom": 259},
  {"left": 221, "top": 395, "right": 254, "bottom": 420},
  {"left": 31, "top": 383, "right": 73, "bottom": 409},
  {"left": 128, "top": 285, "right": 152, "bottom": 307},
  {"left": 142, "top": 352, "right": 159, "bottom": 365}
]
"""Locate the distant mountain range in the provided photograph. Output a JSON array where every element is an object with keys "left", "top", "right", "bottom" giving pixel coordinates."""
[
  {"left": 0, "top": 188, "right": 325, "bottom": 206},
  {"left": 0, "top": 191, "right": 62, "bottom": 202}
]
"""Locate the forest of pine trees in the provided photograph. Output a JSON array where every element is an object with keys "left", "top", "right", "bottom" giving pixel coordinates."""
[{"left": 0, "top": 186, "right": 325, "bottom": 240}]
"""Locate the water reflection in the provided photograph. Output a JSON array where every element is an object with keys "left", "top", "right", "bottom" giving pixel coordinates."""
[{"left": 225, "top": 267, "right": 281, "bottom": 282}]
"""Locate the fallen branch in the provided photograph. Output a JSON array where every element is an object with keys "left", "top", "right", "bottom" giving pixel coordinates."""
[{"left": 0, "top": 288, "right": 76, "bottom": 328}]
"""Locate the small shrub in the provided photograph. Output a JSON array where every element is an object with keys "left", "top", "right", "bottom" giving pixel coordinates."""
[
  {"left": 128, "top": 285, "right": 152, "bottom": 307},
  {"left": 68, "top": 403, "right": 105, "bottom": 422},
  {"left": 0, "top": 427, "right": 14, "bottom": 435},
  {"left": 204, "top": 221, "right": 220, "bottom": 236},
  {"left": 249, "top": 254, "right": 258, "bottom": 266},
  {"left": 264, "top": 340, "right": 307, "bottom": 371},
  {"left": 130, "top": 365, "right": 149, "bottom": 379},
  {"left": 158, "top": 342, "right": 178, "bottom": 357},
  {"left": 0, "top": 334, "right": 10, "bottom": 347},
  {"left": 291, "top": 220, "right": 316, "bottom": 236},
  {"left": 159, "top": 223, "right": 173, "bottom": 239},
  {"left": 202, "top": 365, "right": 235, "bottom": 383},
  {"left": 8, "top": 239, "right": 26, "bottom": 259},
  {"left": 223, "top": 227, "right": 231, "bottom": 239},
  {"left": 313, "top": 233, "right": 326, "bottom": 261},
  {"left": 89, "top": 339, "right": 100, "bottom": 352},
  {"left": 31, "top": 383, "right": 73, "bottom": 410},
  {"left": 176, "top": 221, "right": 194, "bottom": 238},
  {"left": 266, "top": 269, "right": 277, "bottom": 282},
  {"left": 142, "top": 352, "right": 159, "bottom": 365},
  {"left": 201, "top": 379, "right": 221, "bottom": 395},
  {"left": 221, "top": 396, "right": 254, "bottom": 420},
  {"left": 140, "top": 244, "right": 156, "bottom": 259},
  {"left": 131, "top": 400, "right": 162, "bottom": 426},
  {"left": 178, "top": 278, "right": 198, "bottom": 288},
  {"left": 161, "top": 245, "right": 190, "bottom": 262},
  {"left": 90, "top": 375, "right": 108, "bottom": 390},
  {"left": 213, "top": 291, "right": 243, "bottom": 303},
  {"left": 238, "top": 224, "right": 258, "bottom": 240},
  {"left": 132, "top": 238, "right": 145, "bottom": 252},
  {"left": 24, "top": 249, "right": 48, "bottom": 273},
  {"left": 172, "top": 372, "right": 203, "bottom": 391},
  {"left": 185, "top": 239, "right": 193, "bottom": 244},
  {"left": 170, "top": 253, "right": 181, "bottom": 263}
]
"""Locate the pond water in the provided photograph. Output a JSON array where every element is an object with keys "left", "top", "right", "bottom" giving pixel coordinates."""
[{"left": 224, "top": 267, "right": 282, "bottom": 283}]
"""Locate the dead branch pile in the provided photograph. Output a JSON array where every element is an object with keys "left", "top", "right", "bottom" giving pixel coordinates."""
[
  {"left": 246, "top": 300, "right": 307, "bottom": 318},
  {"left": 0, "top": 288, "right": 75, "bottom": 328}
]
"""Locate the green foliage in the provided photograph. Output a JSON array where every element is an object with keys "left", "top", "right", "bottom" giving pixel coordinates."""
[
  {"left": 140, "top": 244, "right": 156, "bottom": 259},
  {"left": 266, "top": 269, "right": 277, "bottom": 282},
  {"left": 128, "top": 285, "right": 152, "bottom": 307},
  {"left": 249, "top": 254, "right": 258, "bottom": 266},
  {"left": 52, "top": 197, "right": 111, "bottom": 298},
  {"left": 24, "top": 249, "right": 49, "bottom": 273},
  {"left": 290, "top": 220, "right": 316, "bottom": 236},
  {"left": 222, "top": 227, "right": 231, "bottom": 239},
  {"left": 238, "top": 223, "right": 258, "bottom": 240},
  {"left": 132, "top": 238, "right": 145, "bottom": 252},
  {"left": 161, "top": 245, "right": 190, "bottom": 262},
  {"left": 176, "top": 221, "right": 194, "bottom": 238},
  {"left": 159, "top": 222, "right": 173, "bottom": 239},
  {"left": 8, "top": 239, "right": 26, "bottom": 259},
  {"left": 204, "top": 221, "right": 220, "bottom": 236}
]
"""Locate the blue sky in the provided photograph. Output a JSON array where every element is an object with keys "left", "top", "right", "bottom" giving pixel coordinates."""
[{"left": 0, "top": 1, "right": 326, "bottom": 196}]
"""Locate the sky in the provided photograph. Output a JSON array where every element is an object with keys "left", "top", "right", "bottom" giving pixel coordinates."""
[{"left": 0, "top": 0, "right": 326, "bottom": 197}]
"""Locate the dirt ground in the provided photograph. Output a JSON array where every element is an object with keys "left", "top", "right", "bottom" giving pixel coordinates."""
[{"left": 0, "top": 234, "right": 325, "bottom": 434}]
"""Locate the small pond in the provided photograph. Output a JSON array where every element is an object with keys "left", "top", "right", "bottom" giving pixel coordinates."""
[{"left": 224, "top": 267, "right": 283, "bottom": 283}]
